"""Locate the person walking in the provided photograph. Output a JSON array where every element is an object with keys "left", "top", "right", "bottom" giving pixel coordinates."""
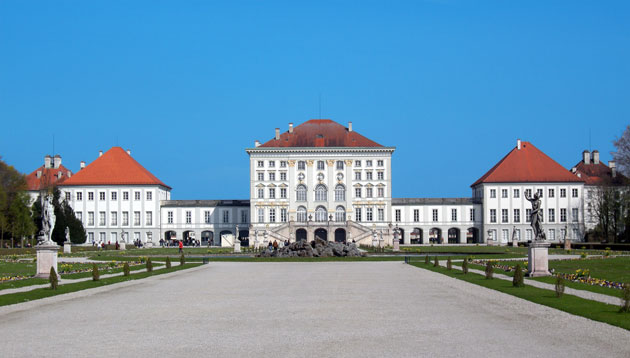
[{"left": 178, "top": 240, "right": 183, "bottom": 253}]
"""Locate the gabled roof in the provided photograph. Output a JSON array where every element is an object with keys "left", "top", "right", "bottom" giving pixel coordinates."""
[
  {"left": 471, "top": 141, "right": 584, "bottom": 187},
  {"left": 26, "top": 164, "right": 73, "bottom": 191},
  {"left": 259, "top": 119, "right": 383, "bottom": 148},
  {"left": 573, "top": 161, "right": 626, "bottom": 186},
  {"left": 60, "top": 147, "right": 171, "bottom": 189}
]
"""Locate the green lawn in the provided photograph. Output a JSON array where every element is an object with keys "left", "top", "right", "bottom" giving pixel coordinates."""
[
  {"left": 409, "top": 261, "right": 630, "bottom": 331},
  {"left": 0, "top": 263, "right": 201, "bottom": 307},
  {"left": 0, "top": 261, "right": 36, "bottom": 276},
  {"left": 400, "top": 245, "right": 527, "bottom": 255}
]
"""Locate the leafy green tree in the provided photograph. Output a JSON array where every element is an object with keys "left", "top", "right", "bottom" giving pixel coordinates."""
[
  {"left": 9, "top": 191, "right": 36, "bottom": 247},
  {"left": 32, "top": 188, "right": 86, "bottom": 245},
  {"left": 0, "top": 157, "right": 28, "bottom": 246}
]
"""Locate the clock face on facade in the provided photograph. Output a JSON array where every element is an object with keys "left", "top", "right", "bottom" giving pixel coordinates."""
[
  {"left": 298, "top": 172, "right": 305, "bottom": 181},
  {"left": 317, "top": 173, "right": 325, "bottom": 181},
  {"left": 336, "top": 173, "right": 344, "bottom": 181}
]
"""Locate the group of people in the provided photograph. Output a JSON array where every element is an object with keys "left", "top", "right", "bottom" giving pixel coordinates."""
[{"left": 267, "top": 240, "right": 289, "bottom": 251}]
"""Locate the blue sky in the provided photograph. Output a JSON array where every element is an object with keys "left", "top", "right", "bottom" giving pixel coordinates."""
[{"left": 1, "top": 1, "right": 628, "bottom": 199}]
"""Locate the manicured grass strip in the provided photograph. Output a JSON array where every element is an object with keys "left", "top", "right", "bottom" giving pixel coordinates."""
[
  {"left": 60, "top": 263, "right": 163, "bottom": 279},
  {"left": 0, "top": 264, "right": 201, "bottom": 307},
  {"left": 204, "top": 256, "right": 406, "bottom": 262},
  {"left": 0, "top": 278, "right": 48, "bottom": 291},
  {"left": 409, "top": 262, "right": 630, "bottom": 331},
  {"left": 400, "top": 246, "right": 528, "bottom": 254}
]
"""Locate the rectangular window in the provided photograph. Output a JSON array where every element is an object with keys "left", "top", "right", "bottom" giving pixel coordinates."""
[
  {"left": 548, "top": 229, "right": 555, "bottom": 241},
  {"left": 525, "top": 189, "right": 532, "bottom": 198},
  {"left": 77, "top": 211, "right": 82, "bottom": 222},
  {"left": 501, "top": 209, "right": 508, "bottom": 223},
  {"left": 355, "top": 188, "right": 361, "bottom": 198},
  {"left": 366, "top": 188, "right": 373, "bottom": 198},
  {"left": 258, "top": 208, "right": 264, "bottom": 223},
  {"left": 366, "top": 207, "right": 373, "bottom": 221},
  {"left": 99, "top": 192, "right": 105, "bottom": 201},
  {"left": 432, "top": 209, "right": 438, "bottom": 222},
  {"left": 280, "top": 172, "right": 287, "bottom": 181},
  {"left": 205, "top": 211, "right": 211, "bottom": 224},
  {"left": 146, "top": 211, "right": 152, "bottom": 226},
  {"left": 268, "top": 161, "right": 275, "bottom": 168},
  {"left": 490, "top": 189, "right": 496, "bottom": 198},
  {"left": 258, "top": 188, "right": 264, "bottom": 199},
  {"left": 65, "top": 192, "right": 71, "bottom": 201},
  {"left": 100, "top": 232, "right": 106, "bottom": 243},
  {"left": 317, "top": 161, "right": 325, "bottom": 170},
  {"left": 123, "top": 192, "right": 129, "bottom": 201},
  {"left": 366, "top": 160, "right": 372, "bottom": 167},
  {"left": 560, "top": 189, "right": 566, "bottom": 198},
  {"left": 490, "top": 209, "right": 496, "bottom": 223},
  {"left": 269, "top": 172, "right": 275, "bottom": 181},
  {"left": 395, "top": 209, "right": 401, "bottom": 222},
  {"left": 355, "top": 172, "right": 361, "bottom": 180},
  {"left": 572, "top": 228, "right": 579, "bottom": 240},
  {"left": 560, "top": 208, "right": 567, "bottom": 222},
  {"left": 377, "top": 187, "right": 384, "bottom": 198},
  {"left": 134, "top": 211, "right": 141, "bottom": 226},
  {"left": 572, "top": 188, "right": 578, "bottom": 198},
  {"left": 560, "top": 228, "right": 566, "bottom": 240},
  {"left": 269, "top": 188, "right": 275, "bottom": 199},
  {"left": 99, "top": 211, "right": 105, "bottom": 226},
  {"left": 513, "top": 189, "right": 520, "bottom": 198},
  {"left": 146, "top": 192, "right": 152, "bottom": 201},
  {"left": 355, "top": 160, "right": 361, "bottom": 167},
  {"left": 134, "top": 192, "right": 140, "bottom": 201},
  {"left": 526, "top": 209, "right": 532, "bottom": 223},
  {"left": 280, "top": 161, "right": 287, "bottom": 168},
  {"left": 336, "top": 161, "right": 344, "bottom": 170},
  {"left": 378, "top": 208, "right": 384, "bottom": 221},
  {"left": 281, "top": 208, "right": 287, "bottom": 222},
  {"left": 298, "top": 161, "right": 305, "bottom": 170},
  {"left": 77, "top": 192, "right": 83, "bottom": 201},
  {"left": 241, "top": 210, "right": 247, "bottom": 223},
  {"left": 413, "top": 209, "right": 420, "bottom": 222},
  {"left": 526, "top": 229, "right": 533, "bottom": 241},
  {"left": 257, "top": 172, "right": 264, "bottom": 181},
  {"left": 366, "top": 172, "right": 373, "bottom": 180},
  {"left": 548, "top": 209, "right": 555, "bottom": 222},
  {"left": 111, "top": 192, "right": 117, "bottom": 201},
  {"left": 186, "top": 211, "right": 192, "bottom": 224},
  {"left": 501, "top": 189, "right": 508, "bottom": 198},
  {"left": 452, "top": 209, "right": 457, "bottom": 222},
  {"left": 537, "top": 189, "right": 543, "bottom": 197},
  {"left": 88, "top": 232, "right": 94, "bottom": 243},
  {"left": 269, "top": 209, "right": 276, "bottom": 223},
  {"left": 111, "top": 212, "right": 117, "bottom": 226},
  {"left": 572, "top": 208, "right": 579, "bottom": 222},
  {"left": 223, "top": 211, "right": 229, "bottom": 223},
  {"left": 377, "top": 172, "right": 384, "bottom": 180},
  {"left": 167, "top": 211, "right": 173, "bottom": 224},
  {"left": 88, "top": 212, "right": 94, "bottom": 226},
  {"left": 548, "top": 189, "right": 555, "bottom": 198},
  {"left": 356, "top": 208, "right": 362, "bottom": 222},
  {"left": 470, "top": 208, "right": 475, "bottom": 221},
  {"left": 377, "top": 160, "right": 384, "bottom": 167},
  {"left": 280, "top": 188, "right": 287, "bottom": 199},
  {"left": 514, "top": 209, "right": 520, "bottom": 223},
  {"left": 257, "top": 161, "right": 264, "bottom": 168},
  {"left": 502, "top": 229, "right": 509, "bottom": 242},
  {"left": 88, "top": 192, "right": 94, "bottom": 201}
]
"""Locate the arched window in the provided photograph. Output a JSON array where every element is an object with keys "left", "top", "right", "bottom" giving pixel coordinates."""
[
  {"left": 315, "top": 184, "right": 327, "bottom": 201},
  {"left": 335, "top": 206, "right": 346, "bottom": 222},
  {"left": 334, "top": 184, "right": 345, "bottom": 201},
  {"left": 315, "top": 206, "right": 327, "bottom": 222},
  {"left": 297, "top": 206, "right": 307, "bottom": 222},
  {"left": 296, "top": 185, "right": 307, "bottom": 201}
]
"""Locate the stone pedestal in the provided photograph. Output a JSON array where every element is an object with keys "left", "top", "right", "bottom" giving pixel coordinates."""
[
  {"left": 527, "top": 242, "right": 551, "bottom": 277},
  {"left": 144, "top": 241, "right": 154, "bottom": 248},
  {"left": 119, "top": 242, "right": 126, "bottom": 250},
  {"left": 393, "top": 239, "right": 400, "bottom": 252},
  {"left": 35, "top": 243, "right": 60, "bottom": 278},
  {"left": 564, "top": 239, "right": 571, "bottom": 251},
  {"left": 63, "top": 243, "right": 71, "bottom": 254},
  {"left": 372, "top": 239, "right": 378, "bottom": 247},
  {"left": 234, "top": 242, "right": 241, "bottom": 253}
]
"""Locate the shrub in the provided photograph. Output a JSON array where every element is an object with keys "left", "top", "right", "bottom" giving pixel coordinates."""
[
  {"left": 462, "top": 258, "right": 469, "bottom": 274},
  {"left": 180, "top": 254, "right": 186, "bottom": 266},
  {"left": 146, "top": 258, "right": 153, "bottom": 272},
  {"left": 580, "top": 252, "right": 587, "bottom": 259},
  {"left": 620, "top": 284, "right": 630, "bottom": 313},
  {"left": 424, "top": 255, "right": 429, "bottom": 264},
  {"left": 512, "top": 264, "right": 524, "bottom": 287},
  {"left": 555, "top": 275, "right": 565, "bottom": 298},
  {"left": 92, "top": 264, "right": 100, "bottom": 281},
  {"left": 446, "top": 257, "right": 452, "bottom": 270},
  {"left": 166, "top": 256, "right": 172, "bottom": 269},
  {"left": 605, "top": 250, "right": 611, "bottom": 257},
  {"left": 433, "top": 256, "right": 439, "bottom": 267},
  {"left": 123, "top": 262, "right": 130, "bottom": 276},
  {"left": 49, "top": 267, "right": 58, "bottom": 290},
  {"left": 485, "top": 262, "right": 493, "bottom": 279}
]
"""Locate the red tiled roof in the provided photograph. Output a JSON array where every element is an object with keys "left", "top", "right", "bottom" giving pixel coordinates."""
[
  {"left": 471, "top": 141, "right": 584, "bottom": 187},
  {"left": 60, "top": 147, "right": 171, "bottom": 189},
  {"left": 259, "top": 119, "right": 383, "bottom": 148},
  {"left": 573, "top": 161, "right": 625, "bottom": 185},
  {"left": 26, "top": 164, "right": 73, "bottom": 191}
]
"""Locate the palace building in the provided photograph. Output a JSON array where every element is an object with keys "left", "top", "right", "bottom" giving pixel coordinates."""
[{"left": 28, "top": 119, "right": 622, "bottom": 246}]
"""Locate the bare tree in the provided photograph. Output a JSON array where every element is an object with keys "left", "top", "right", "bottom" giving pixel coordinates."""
[{"left": 613, "top": 125, "right": 630, "bottom": 177}]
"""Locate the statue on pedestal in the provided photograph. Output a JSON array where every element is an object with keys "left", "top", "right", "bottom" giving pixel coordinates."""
[
  {"left": 38, "top": 193, "right": 56, "bottom": 246},
  {"left": 525, "top": 191, "right": 546, "bottom": 241},
  {"left": 64, "top": 227, "right": 70, "bottom": 243}
]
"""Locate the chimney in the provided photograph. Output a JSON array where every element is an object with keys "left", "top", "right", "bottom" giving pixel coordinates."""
[
  {"left": 583, "top": 150, "right": 590, "bottom": 164},
  {"left": 67, "top": 171, "right": 72, "bottom": 178},
  {"left": 57, "top": 172, "right": 63, "bottom": 179},
  {"left": 517, "top": 139, "right": 521, "bottom": 150},
  {"left": 348, "top": 122, "right": 353, "bottom": 132},
  {"left": 80, "top": 161, "right": 85, "bottom": 170},
  {"left": 36, "top": 170, "right": 42, "bottom": 178},
  {"left": 98, "top": 150, "right": 103, "bottom": 157},
  {"left": 53, "top": 155, "right": 61, "bottom": 169},
  {"left": 44, "top": 155, "right": 52, "bottom": 169},
  {"left": 289, "top": 123, "right": 293, "bottom": 134},
  {"left": 609, "top": 161, "right": 617, "bottom": 178},
  {"left": 571, "top": 167, "right": 577, "bottom": 173},
  {"left": 592, "top": 150, "right": 599, "bottom": 165},
  {"left": 126, "top": 149, "right": 131, "bottom": 155},
  {"left": 254, "top": 140, "right": 260, "bottom": 147},
  {"left": 275, "top": 128, "right": 280, "bottom": 140}
]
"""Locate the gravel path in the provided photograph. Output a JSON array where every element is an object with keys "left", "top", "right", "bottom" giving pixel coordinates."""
[{"left": 0, "top": 261, "right": 629, "bottom": 357}]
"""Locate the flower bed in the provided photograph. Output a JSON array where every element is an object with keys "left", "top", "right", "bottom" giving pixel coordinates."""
[{"left": 58, "top": 261, "right": 142, "bottom": 275}]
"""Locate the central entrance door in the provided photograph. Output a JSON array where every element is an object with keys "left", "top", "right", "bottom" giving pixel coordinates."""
[{"left": 314, "top": 228, "right": 328, "bottom": 241}]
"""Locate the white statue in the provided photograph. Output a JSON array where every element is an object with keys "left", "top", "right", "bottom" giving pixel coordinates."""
[
  {"left": 65, "top": 227, "right": 70, "bottom": 243},
  {"left": 39, "top": 193, "right": 56, "bottom": 245}
]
